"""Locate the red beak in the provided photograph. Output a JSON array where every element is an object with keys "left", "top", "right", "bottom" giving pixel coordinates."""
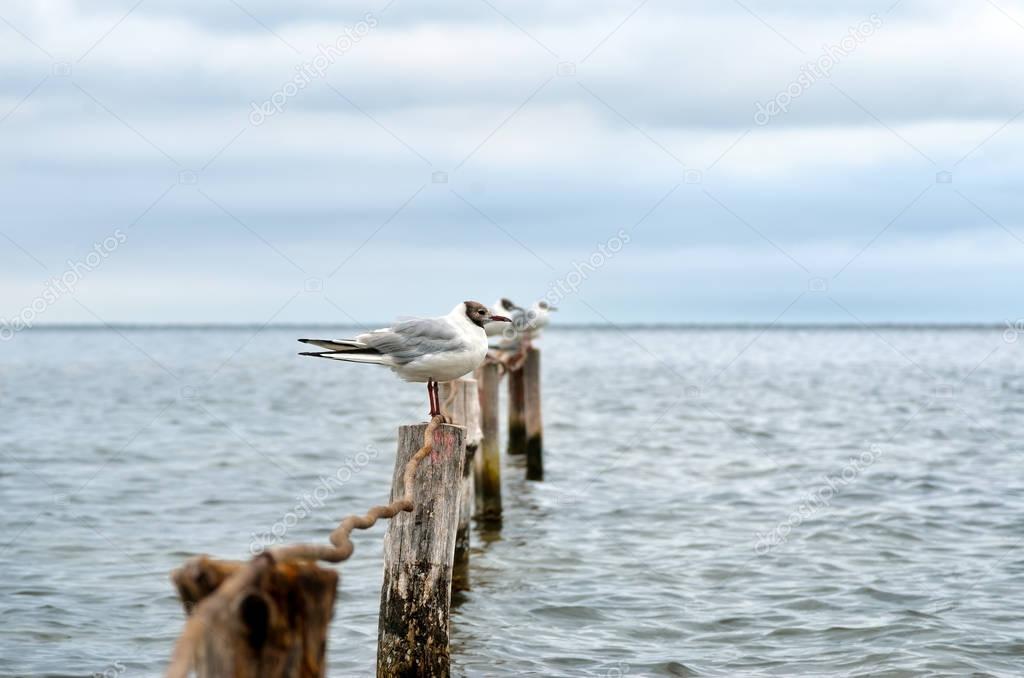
[{"left": 490, "top": 315, "right": 512, "bottom": 322}]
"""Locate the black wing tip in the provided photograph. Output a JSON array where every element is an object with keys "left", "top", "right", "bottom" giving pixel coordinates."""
[{"left": 298, "top": 338, "right": 315, "bottom": 344}]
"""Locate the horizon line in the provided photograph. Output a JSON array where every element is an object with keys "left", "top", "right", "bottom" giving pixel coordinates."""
[{"left": 12, "top": 322, "right": 1011, "bottom": 331}]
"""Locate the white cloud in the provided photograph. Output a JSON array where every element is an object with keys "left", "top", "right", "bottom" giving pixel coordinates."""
[{"left": 1, "top": 0, "right": 1023, "bottom": 321}]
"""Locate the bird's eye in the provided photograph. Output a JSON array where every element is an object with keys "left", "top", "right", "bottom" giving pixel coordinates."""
[{"left": 479, "top": 309, "right": 486, "bottom": 314}]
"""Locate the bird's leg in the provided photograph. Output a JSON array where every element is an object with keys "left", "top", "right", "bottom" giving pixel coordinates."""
[
  {"left": 427, "top": 380, "right": 440, "bottom": 417},
  {"left": 429, "top": 380, "right": 450, "bottom": 423}
]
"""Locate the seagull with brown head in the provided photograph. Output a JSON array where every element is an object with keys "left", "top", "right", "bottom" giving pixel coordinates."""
[{"left": 299, "top": 301, "right": 511, "bottom": 418}]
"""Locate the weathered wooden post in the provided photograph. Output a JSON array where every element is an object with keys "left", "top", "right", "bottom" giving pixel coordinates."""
[
  {"left": 522, "top": 347, "right": 544, "bottom": 481},
  {"left": 172, "top": 556, "right": 338, "bottom": 678},
  {"left": 507, "top": 359, "right": 527, "bottom": 456},
  {"left": 439, "top": 379, "right": 482, "bottom": 592},
  {"left": 377, "top": 422, "right": 466, "bottom": 678},
  {"left": 474, "top": 360, "right": 502, "bottom": 524}
]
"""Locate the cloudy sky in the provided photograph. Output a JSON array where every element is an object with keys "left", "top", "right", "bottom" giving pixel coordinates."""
[{"left": 1, "top": 0, "right": 1022, "bottom": 325}]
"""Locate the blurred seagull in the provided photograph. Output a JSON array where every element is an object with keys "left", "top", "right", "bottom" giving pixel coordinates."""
[
  {"left": 524, "top": 300, "right": 557, "bottom": 339},
  {"left": 298, "top": 301, "right": 511, "bottom": 417},
  {"left": 484, "top": 297, "right": 525, "bottom": 339}
]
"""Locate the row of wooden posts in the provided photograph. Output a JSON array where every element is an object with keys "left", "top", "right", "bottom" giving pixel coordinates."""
[{"left": 172, "top": 346, "right": 544, "bottom": 677}]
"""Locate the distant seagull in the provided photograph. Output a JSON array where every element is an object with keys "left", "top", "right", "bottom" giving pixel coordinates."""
[
  {"left": 485, "top": 297, "right": 525, "bottom": 339},
  {"left": 524, "top": 300, "right": 557, "bottom": 339},
  {"left": 485, "top": 298, "right": 557, "bottom": 348},
  {"left": 298, "top": 301, "right": 511, "bottom": 417}
]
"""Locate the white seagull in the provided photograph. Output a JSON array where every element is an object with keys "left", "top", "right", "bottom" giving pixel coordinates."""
[
  {"left": 524, "top": 300, "right": 557, "bottom": 339},
  {"left": 298, "top": 301, "right": 511, "bottom": 417},
  {"left": 484, "top": 297, "right": 526, "bottom": 339}
]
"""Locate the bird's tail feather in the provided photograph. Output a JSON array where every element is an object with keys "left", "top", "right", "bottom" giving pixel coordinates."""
[
  {"left": 298, "top": 338, "right": 387, "bottom": 364},
  {"left": 298, "top": 338, "right": 373, "bottom": 352},
  {"left": 298, "top": 351, "right": 388, "bottom": 365}
]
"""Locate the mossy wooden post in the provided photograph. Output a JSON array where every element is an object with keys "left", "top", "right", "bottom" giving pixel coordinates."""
[
  {"left": 377, "top": 422, "right": 466, "bottom": 678},
  {"left": 439, "top": 379, "right": 482, "bottom": 592},
  {"left": 172, "top": 556, "right": 337, "bottom": 677},
  {"left": 507, "top": 360, "right": 527, "bottom": 455},
  {"left": 522, "top": 347, "right": 544, "bottom": 481},
  {"left": 474, "top": 361, "right": 502, "bottom": 524}
]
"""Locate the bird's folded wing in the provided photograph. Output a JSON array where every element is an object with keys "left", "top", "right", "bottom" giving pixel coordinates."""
[
  {"left": 297, "top": 338, "right": 368, "bottom": 351},
  {"left": 359, "top": 318, "right": 463, "bottom": 365},
  {"left": 391, "top": 317, "right": 459, "bottom": 340}
]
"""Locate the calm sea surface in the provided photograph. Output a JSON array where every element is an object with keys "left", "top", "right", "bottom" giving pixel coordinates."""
[{"left": 2, "top": 327, "right": 1022, "bottom": 677}]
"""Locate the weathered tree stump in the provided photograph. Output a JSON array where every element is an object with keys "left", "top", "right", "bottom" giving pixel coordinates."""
[
  {"left": 507, "top": 361, "right": 527, "bottom": 455},
  {"left": 474, "top": 361, "right": 502, "bottom": 525},
  {"left": 377, "top": 423, "right": 466, "bottom": 678},
  {"left": 172, "top": 555, "right": 338, "bottom": 678},
  {"left": 439, "top": 379, "right": 482, "bottom": 592},
  {"left": 523, "top": 347, "right": 544, "bottom": 481}
]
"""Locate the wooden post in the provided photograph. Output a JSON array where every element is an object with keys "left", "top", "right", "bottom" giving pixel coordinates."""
[
  {"left": 377, "top": 423, "right": 466, "bottom": 678},
  {"left": 522, "top": 347, "right": 543, "bottom": 481},
  {"left": 474, "top": 361, "right": 502, "bottom": 524},
  {"left": 453, "top": 442, "right": 475, "bottom": 593},
  {"left": 172, "top": 556, "right": 338, "bottom": 678},
  {"left": 439, "top": 379, "right": 482, "bottom": 592},
  {"left": 507, "top": 361, "right": 527, "bottom": 455}
]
